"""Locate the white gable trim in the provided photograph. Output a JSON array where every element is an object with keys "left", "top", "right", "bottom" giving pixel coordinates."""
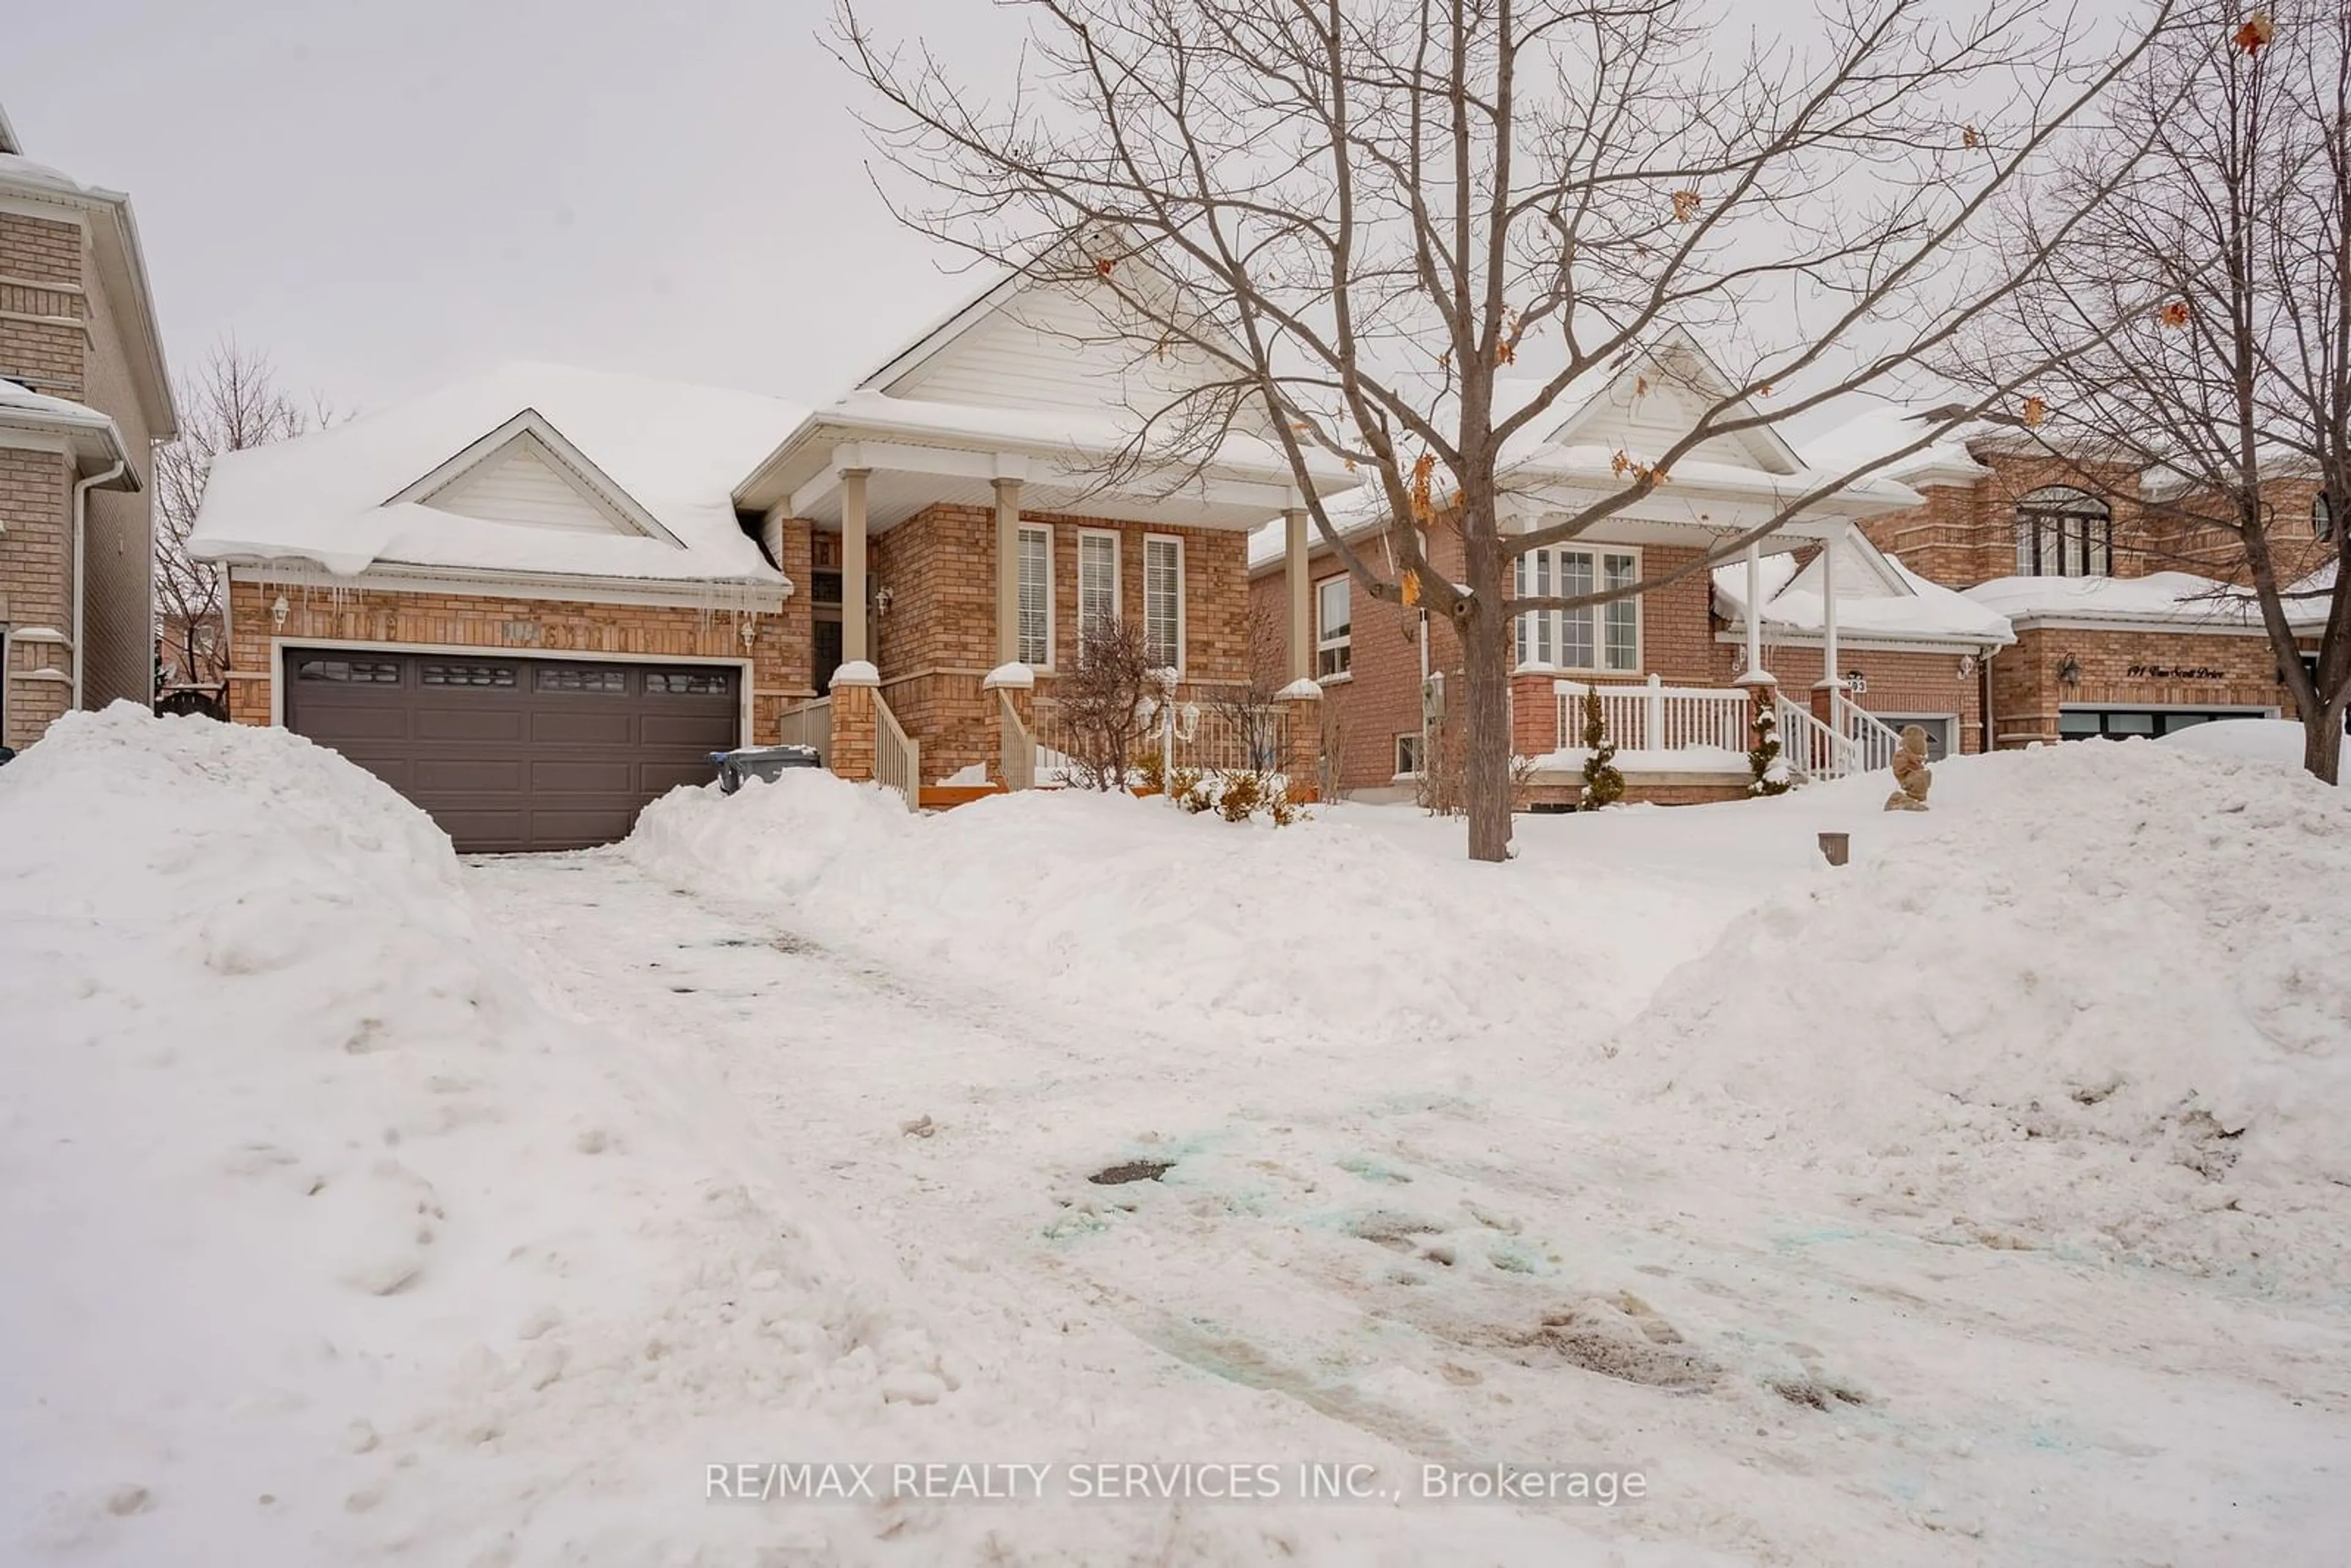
[
  {"left": 386, "top": 408, "right": 685, "bottom": 547},
  {"left": 1547, "top": 328, "right": 1805, "bottom": 476}
]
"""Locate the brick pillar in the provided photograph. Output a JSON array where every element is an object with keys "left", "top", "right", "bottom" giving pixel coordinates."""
[
  {"left": 1511, "top": 671, "right": 1562, "bottom": 756},
  {"left": 1278, "top": 682, "right": 1322, "bottom": 801},
  {"left": 829, "top": 666, "right": 879, "bottom": 782},
  {"left": 982, "top": 662, "right": 1036, "bottom": 786}
]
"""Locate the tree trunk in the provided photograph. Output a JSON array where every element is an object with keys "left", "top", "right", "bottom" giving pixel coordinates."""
[
  {"left": 1458, "top": 602, "right": 1513, "bottom": 862},
  {"left": 2304, "top": 704, "right": 2344, "bottom": 786}
]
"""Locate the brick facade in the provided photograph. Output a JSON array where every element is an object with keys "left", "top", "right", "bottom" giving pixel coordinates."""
[
  {"left": 0, "top": 448, "right": 72, "bottom": 748},
  {"left": 221, "top": 505, "right": 1256, "bottom": 791},
  {"left": 0, "top": 212, "right": 87, "bottom": 400},
  {"left": 2, "top": 190, "right": 163, "bottom": 746},
  {"left": 1990, "top": 625, "right": 2301, "bottom": 748},
  {"left": 871, "top": 502, "right": 1253, "bottom": 784},
  {"left": 222, "top": 577, "right": 803, "bottom": 739}
]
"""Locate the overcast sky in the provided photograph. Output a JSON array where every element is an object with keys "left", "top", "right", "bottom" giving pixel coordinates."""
[{"left": 9, "top": 0, "right": 1018, "bottom": 416}]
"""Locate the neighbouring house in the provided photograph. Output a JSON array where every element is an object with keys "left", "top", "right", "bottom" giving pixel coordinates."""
[
  {"left": 1810, "top": 406, "right": 2336, "bottom": 748},
  {"left": 0, "top": 105, "right": 176, "bottom": 752},
  {"left": 192, "top": 261, "right": 1349, "bottom": 849},
  {"left": 1249, "top": 331, "right": 1965, "bottom": 806}
]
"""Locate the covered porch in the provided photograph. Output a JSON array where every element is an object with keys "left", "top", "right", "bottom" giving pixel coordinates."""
[{"left": 740, "top": 413, "right": 1348, "bottom": 809}]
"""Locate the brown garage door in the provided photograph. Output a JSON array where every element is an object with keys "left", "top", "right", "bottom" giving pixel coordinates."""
[{"left": 283, "top": 650, "right": 738, "bottom": 852}]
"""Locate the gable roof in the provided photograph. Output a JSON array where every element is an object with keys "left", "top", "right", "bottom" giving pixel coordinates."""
[
  {"left": 1526, "top": 327, "right": 1805, "bottom": 476},
  {"left": 0, "top": 103, "right": 19, "bottom": 157},
  {"left": 192, "top": 364, "right": 803, "bottom": 587},
  {"left": 387, "top": 409, "right": 684, "bottom": 546}
]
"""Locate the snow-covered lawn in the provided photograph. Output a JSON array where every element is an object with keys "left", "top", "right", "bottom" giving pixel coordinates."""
[{"left": 7, "top": 707, "right": 2350, "bottom": 1564}]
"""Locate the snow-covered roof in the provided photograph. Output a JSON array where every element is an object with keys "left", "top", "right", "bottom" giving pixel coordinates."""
[
  {"left": 1714, "top": 531, "right": 2014, "bottom": 647},
  {"left": 192, "top": 364, "right": 803, "bottom": 586},
  {"left": 0, "top": 103, "right": 19, "bottom": 157},
  {"left": 0, "top": 380, "right": 137, "bottom": 484},
  {"left": 1963, "top": 571, "right": 2280, "bottom": 629},
  {"left": 1801, "top": 402, "right": 1996, "bottom": 489}
]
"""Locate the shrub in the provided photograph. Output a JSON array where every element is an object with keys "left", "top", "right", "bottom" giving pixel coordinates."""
[
  {"left": 1577, "top": 687, "right": 1625, "bottom": 809},
  {"left": 1217, "top": 769, "right": 1264, "bottom": 822},
  {"left": 1749, "top": 687, "right": 1792, "bottom": 797}
]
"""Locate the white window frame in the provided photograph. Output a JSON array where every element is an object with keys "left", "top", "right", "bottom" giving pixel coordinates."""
[
  {"left": 1075, "top": 528, "right": 1120, "bottom": 659},
  {"left": 1017, "top": 523, "right": 1054, "bottom": 669},
  {"left": 1142, "top": 533, "right": 1186, "bottom": 675},
  {"left": 1514, "top": 544, "right": 1641, "bottom": 674},
  {"left": 1316, "top": 574, "right": 1352, "bottom": 679},
  {"left": 1394, "top": 731, "right": 1424, "bottom": 778}
]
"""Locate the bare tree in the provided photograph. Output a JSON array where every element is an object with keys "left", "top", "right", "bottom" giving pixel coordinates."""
[
  {"left": 1056, "top": 615, "right": 1160, "bottom": 787},
  {"left": 1997, "top": 0, "right": 2351, "bottom": 782},
  {"left": 154, "top": 340, "right": 320, "bottom": 689},
  {"left": 835, "top": 0, "right": 2172, "bottom": 859}
]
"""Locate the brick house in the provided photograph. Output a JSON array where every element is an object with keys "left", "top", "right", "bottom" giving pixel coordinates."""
[
  {"left": 192, "top": 264, "right": 1348, "bottom": 850},
  {"left": 1249, "top": 332, "right": 1995, "bottom": 805},
  {"left": 1810, "top": 407, "right": 2337, "bottom": 748},
  {"left": 0, "top": 108, "right": 177, "bottom": 752}
]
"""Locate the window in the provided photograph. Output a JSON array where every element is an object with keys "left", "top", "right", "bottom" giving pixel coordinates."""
[
  {"left": 1143, "top": 535, "right": 1184, "bottom": 670},
  {"left": 537, "top": 667, "right": 628, "bottom": 693},
  {"left": 1395, "top": 732, "right": 1424, "bottom": 776},
  {"left": 1076, "top": 531, "right": 1119, "bottom": 651},
  {"left": 646, "top": 670, "right": 731, "bottom": 696},
  {"left": 2059, "top": 705, "right": 2268, "bottom": 740},
  {"left": 811, "top": 571, "right": 843, "bottom": 606},
  {"left": 2014, "top": 487, "right": 2112, "bottom": 577},
  {"left": 2318, "top": 493, "right": 2334, "bottom": 542},
  {"left": 1316, "top": 575, "right": 1351, "bottom": 677},
  {"left": 1513, "top": 547, "right": 1640, "bottom": 673},
  {"left": 1018, "top": 525, "right": 1052, "bottom": 666},
  {"left": 419, "top": 662, "right": 516, "bottom": 688},
  {"left": 295, "top": 657, "right": 400, "bottom": 684}
]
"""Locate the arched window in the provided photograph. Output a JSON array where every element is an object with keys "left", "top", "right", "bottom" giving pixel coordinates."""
[
  {"left": 2014, "top": 486, "right": 2112, "bottom": 577},
  {"left": 2317, "top": 492, "right": 2334, "bottom": 542}
]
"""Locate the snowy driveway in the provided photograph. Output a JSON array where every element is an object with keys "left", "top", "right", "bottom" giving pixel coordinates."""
[{"left": 466, "top": 848, "right": 2351, "bottom": 1567}]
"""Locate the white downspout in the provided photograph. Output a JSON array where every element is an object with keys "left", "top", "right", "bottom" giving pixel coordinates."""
[{"left": 71, "top": 459, "right": 128, "bottom": 711}]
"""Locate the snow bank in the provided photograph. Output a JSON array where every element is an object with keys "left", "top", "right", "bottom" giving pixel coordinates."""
[
  {"left": 0, "top": 707, "right": 947, "bottom": 1562},
  {"left": 628, "top": 773, "right": 1719, "bottom": 1049},
  {"left": 1608, "top": 739, "right": 2351, "bottom": 1294},
  {"left": 2155, "top": 716, "right": 2315, "bottom": 769}
]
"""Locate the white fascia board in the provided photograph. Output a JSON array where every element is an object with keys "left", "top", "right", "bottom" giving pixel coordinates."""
[{"left": 227, "top": 560, "right": 789, "bottom": 610}]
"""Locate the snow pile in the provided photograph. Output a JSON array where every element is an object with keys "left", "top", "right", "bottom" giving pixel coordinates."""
[
  {"left": 0, "top": 707, "right": 953, "bottom": 1563},
  {"left": 2156, "top": 716, "right": 2315, "bottom": 770},
  {"left": 628, "top": 773, "right": 1719, "bottom": 1047},
  {"left": 1609, "top": 740, "right": 2351, "bottom": 1294}
]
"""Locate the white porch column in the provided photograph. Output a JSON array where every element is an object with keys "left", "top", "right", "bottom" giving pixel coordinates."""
[
  {"left": 1816, "top": 528, "right": 1842, "bottom": 701},
  {"left": 1737, "top": 541, "right": 1767, "bottom": 685},
  {"left": 841, "top": 467, "right": 871, "bottom": 665},
  {"left": 994, "top": 476, "right": 1024, "bottom": 667},
  {"left": 1284, "top": 506, "right": 1311, "bottom": 685}
]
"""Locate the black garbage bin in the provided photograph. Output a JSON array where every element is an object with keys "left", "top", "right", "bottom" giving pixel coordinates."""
[{"left": 711, "top": 743, "right": 823, "bottom": 794}]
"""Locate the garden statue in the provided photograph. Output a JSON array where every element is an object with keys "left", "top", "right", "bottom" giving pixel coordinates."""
[{"left": 1884, "top": 725, "right": 1933, "bottom": 812}]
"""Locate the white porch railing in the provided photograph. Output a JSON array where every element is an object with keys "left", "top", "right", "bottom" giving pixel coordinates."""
[
  {"left": 1545, "top": 676, "right": 1906, "bottom": 785},
  {"left": 778, "top": 697, "right": 831, "bottom": 763},
  {"left": 874, "top": 690, "right": 920, "bottom": 812},
  {"left": 1774, "top": 695, "right": 1845, "bottom": 782},
  {"left": 1553, "top": 676, "right": 1750, "bottom": 754},
  {"left": 999, "top": 691, "right": 1036, "bottom": 791},
  {"left": 1031, "top": 687, "right": 1288, "bottom": 784},
  {"left": 1834, "top": 691, "right": 1904, "bottom": 773}
]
